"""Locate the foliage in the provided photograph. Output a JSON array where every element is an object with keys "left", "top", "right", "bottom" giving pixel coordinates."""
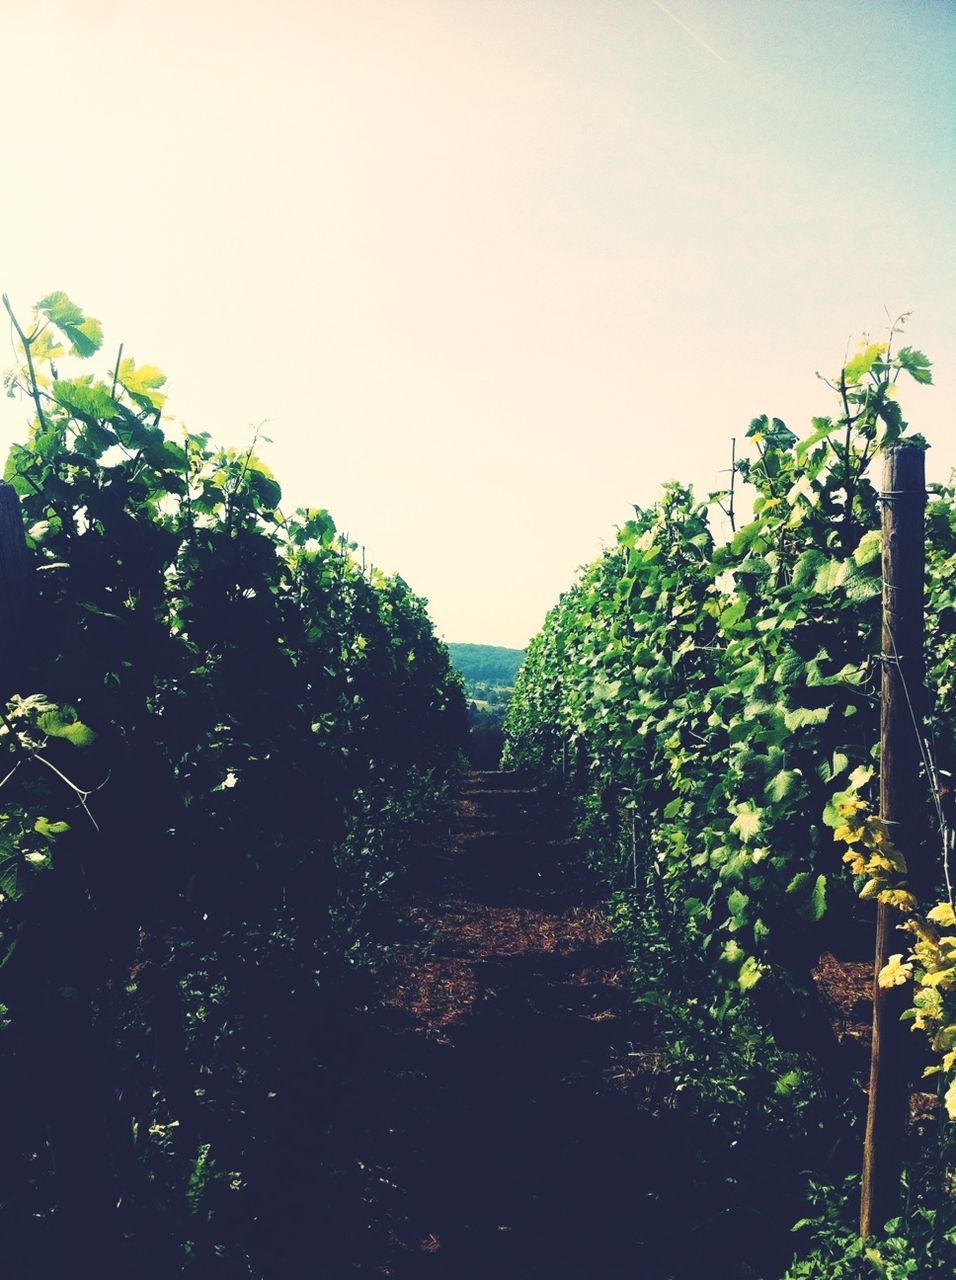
[
  {"left": 504, "top": 322, "right": 956, "bottom": 1264},
  {"left": 505, "top": 321, "right": 946, "bottom": 1003},
  {"left": 784, "top": 1165, "right": 956, "bottom": 1279},
  {"left": 447, "top": 642, "right": 525, "bottom": 688},
  {"left": 449, "top": 643, "right": 524, "bottom": 767},
  {"left": 0, "top": 291, "right": 466, "bottom": 1274}
]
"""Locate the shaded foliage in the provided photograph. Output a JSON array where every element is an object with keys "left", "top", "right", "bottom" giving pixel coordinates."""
[{"left": 0, "top": 292, "right": 466, "bottom": 1275}]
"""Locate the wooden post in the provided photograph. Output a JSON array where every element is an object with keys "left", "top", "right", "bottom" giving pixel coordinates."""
[
  {"left": 631, "top": 808, "right": 638, "bottom": 890},
  {"left": 0, "top": 480, "right": 32, "bottom": 688},
  {"left": 860, "top": 446, "right": 926, "bottom": 1238}
]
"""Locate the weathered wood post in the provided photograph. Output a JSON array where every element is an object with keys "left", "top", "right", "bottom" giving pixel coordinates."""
[
  {"left": 860, "top": 445, "right": 926, "bottom": 1238},
  {"left": 0, "top": 479, "right": 32, "bottom": 687}
]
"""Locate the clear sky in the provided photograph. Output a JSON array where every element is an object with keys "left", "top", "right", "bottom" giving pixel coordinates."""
[{"left": 2, "top": 0, "right": 954, "bottom": 647}]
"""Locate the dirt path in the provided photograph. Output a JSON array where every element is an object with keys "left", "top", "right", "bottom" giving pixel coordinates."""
[
  {"left": 261, "top": 771, "right": 927, "bottom": 1279},
  {"left": 359, "top": 771, "right": 683, "bottom": 1279}
]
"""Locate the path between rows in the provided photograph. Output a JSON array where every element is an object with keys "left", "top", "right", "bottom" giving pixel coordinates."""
[
  {"left": 335, "top": 769, "right": 786, "bottom": 1280},
  {"left": 372, "top": 770, "right": 664, "bottom": 1278},
  {"left": 267, "top": 769, "right": 897, "bottom": 1280}
]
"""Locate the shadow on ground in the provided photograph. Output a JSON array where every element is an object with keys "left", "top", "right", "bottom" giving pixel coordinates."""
[{"left": 270, "top": 772, "right": 806, "bottom": 1280}]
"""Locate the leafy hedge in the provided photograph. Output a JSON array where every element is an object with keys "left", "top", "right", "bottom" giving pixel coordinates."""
[
  {"left": 503, "top": 325, "right": 956, "bottom": 1269},
  {"left": 0, "top": 292, "right": 466, "bottom": 1274}
]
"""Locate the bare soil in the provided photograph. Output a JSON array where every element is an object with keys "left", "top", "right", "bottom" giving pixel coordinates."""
[
  {"left": 321, "top": 772, "right": 797, "bottom": 1279},
  {"left": 258, "top": 772, "right": 894, "bottom": 1279}
]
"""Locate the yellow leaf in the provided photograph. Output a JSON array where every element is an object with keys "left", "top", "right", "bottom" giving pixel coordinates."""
[
  {"left": 118, "top": 356, "right": 167, "bottom": 410},
  {"left": 878, "top": 954, "right": 913, "bottom": 988},
  {"left": 833, "top": 823, "right": 862, "bottom": 844},
  {"left": 922, "top": 968, "right": 956, "bottom": 989},
  {"left": 878, "top": 889, "right": 918, "bottom": 913},
  {"left": 864, "top": 1246, "right": 887, "bottom": 1276},
  {"left": 927, "top": 902, "right": 956, "bottom": 927},
  {"left": 867, "top": 854, "right": 897, "bottom": 874}
]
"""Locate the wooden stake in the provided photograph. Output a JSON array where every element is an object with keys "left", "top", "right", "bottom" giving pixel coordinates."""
[
  {"left": 631, "top": 809, "right": 638, "bottom": 890},
  {"left": 860, "top": 446, "right": 926, "bottom": 1238},
  {"left": 0, "top": 480, "right": 32, "bottom": 690}
]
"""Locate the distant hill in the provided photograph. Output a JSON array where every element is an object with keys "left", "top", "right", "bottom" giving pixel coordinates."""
[
  {"left": 447, "top": 643, "right": 525, "bottom": 690},
  {"left": 447, "top": 644, "right": 525, "bottom": 768}
]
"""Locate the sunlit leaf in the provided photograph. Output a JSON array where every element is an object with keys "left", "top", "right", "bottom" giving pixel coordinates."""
[
  {"left": 118, "top": 356, "right": 167, "bottom": 411},
  {"left": 38, "top": 707, "right": 96, "bottom": 747}
]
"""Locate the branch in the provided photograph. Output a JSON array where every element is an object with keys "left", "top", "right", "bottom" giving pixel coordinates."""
[
  {"left": 0, "top": 759, "right": 22, "bottom": 791},
  {"left": 111, "top": 342, "right": 124, "bottom": 400},
  {"left": 34, "top": 755, "right": 100, "bottom": 832},
  {"left": 2, "top": 294, "right": 50, "bottom": 436}
]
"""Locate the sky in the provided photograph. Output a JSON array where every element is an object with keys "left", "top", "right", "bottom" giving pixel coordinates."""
[{"left": 2, "top": 0, "right": 954, "bottom": 648}]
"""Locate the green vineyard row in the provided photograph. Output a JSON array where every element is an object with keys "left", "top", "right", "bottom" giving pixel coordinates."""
[
  {"left": 503, "top": 324, "right": 956, "bottom": 1272},
  {"left": 0, "top": 292, "right": 467, "bottom": 1273}
]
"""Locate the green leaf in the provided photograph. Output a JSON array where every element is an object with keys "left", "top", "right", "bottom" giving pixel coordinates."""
[
  {"left": 0, "top": 846, "right": 23, "bottom": 900},
  {"left": 795, "top": 417, "right": 836, "bottom": 459},
  {"left": 719, "top": 596, "right": 749, "bottom": 633},
  {"left": 766, "top": 769, "right": 800, "bottom": 803},
  {"left": 823, "top": 790, "right": 854, "bottom": 828},
  {"left": 37, "top": 292, "right": 103, "bottom": 357},
  {"left": 728, "top": 888, "right": 749, "bottom": 918},
  {"left": 843, "top": 342, "right": 887, "bottom": 384},
  {"left": 738, "top": 955, "right": 763, "bottom": 990},
  {"left": 720, "top": 851, "right": 752, "bottom": 881},
  {"left": 37, "top": 291, "right": 83, "bottom": 328},
  {"left": 774, "top": 648, "right": 806, "bottom": 687},
  {"left": 813, "top": 558, "right": 848, "bottom": 594},
  {"left": 247, "top": 472, "right": 282, "bottom": 509},
  {"left": 784, "top": 705, "right": 830, "bottom": 731},
  {"left": 747, "top": 415, "right": 797, "bottom": 449},
  {"left": 844, "top": 571, "right": 881, "bottom": 603},
  {"left": 112, "top": 406, "right": 162, "bottom": 453},
  {"left": 792, "top": 549, "right": 826, "bottom": 590},
  {"left": 785, "top": 871, "right": 827, "bottom": 921},
  {"left": 853, "top": 529, "right": 881, "bottom": 567},
  {"left": 774, "top": 1069, "right": 803, "bottom": 1096},
  {"left": 831, "top": 750, "right": 849, "bottom": 778},
  {"left": 730, "top": 802, "right": 762, "bottom": 842},
  {"left": 38, "top": 707, "right": 96, "bottom": 747},
  {"left": 730, "top": 520, "right": 762, "bottom": 556},
  {"left": 786, "top": 871, "right": 812, "bottom": 896},
  {"left": 864, "top": 1246, "right": 888, "bottom": 1276},
  {"left": 896, "top": 346, "right": 933, "bottom": 385},
  {"left": 78, "top": 421, "right": 118, "bottom": 458},
  {"left": 34, "top": 817, "right": 70, "bottom": 839},
  {"left": 53, "top": 378, "right": 121, "bottom": 422},
  {"left": 67, "top": 317, "right": 104, "bottom": 358}
]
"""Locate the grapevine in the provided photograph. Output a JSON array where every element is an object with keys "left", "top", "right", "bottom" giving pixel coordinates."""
[{"left": 0, "top": 291, "right": 467, "bottom": 1271}]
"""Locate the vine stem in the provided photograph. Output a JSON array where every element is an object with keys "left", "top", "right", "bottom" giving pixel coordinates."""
[
  {"left": 34, "top": 755, "right": 100, "bottom": 832},
  {"left": 111, "top": 342, "right": 124, "bottom": 399},
  {"left": 2, "top": 294, "right": 49, "bottom": 435}
]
